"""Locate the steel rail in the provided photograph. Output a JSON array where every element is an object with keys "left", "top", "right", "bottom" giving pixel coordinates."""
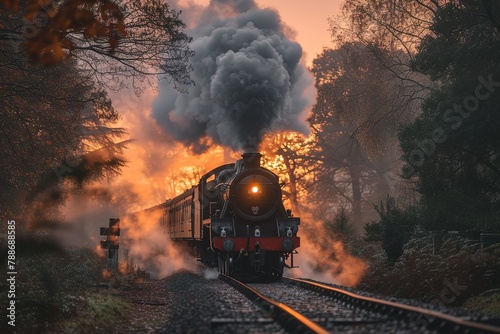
[
  {"left": 283, "top": 277, "right": 500, "bottom": 334},
  {"left": 218, "top": 274, "right": 329, "bottom": 334}
]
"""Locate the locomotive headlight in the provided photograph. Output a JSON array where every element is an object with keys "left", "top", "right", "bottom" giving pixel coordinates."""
[
  {"left": 255, "top": 226, "right": 261, "bottom": 237},
  {"left": 251, "top": 186, "right": 259, "bottom": 194}
]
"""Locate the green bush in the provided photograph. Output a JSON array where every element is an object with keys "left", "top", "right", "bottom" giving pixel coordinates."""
[{"left": 365, "top": 196, "right": 420, "bottom": 263}]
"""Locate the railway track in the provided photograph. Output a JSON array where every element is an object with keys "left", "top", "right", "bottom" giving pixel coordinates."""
[
  {"left": 281, "top": 277, "right": 500, "bottom": 334},
  {"left": 218, "top": 273, "right": 329, "bottom": 333},
  {"left": 218, "top": 273, "right": 500, "bottom": 333}
]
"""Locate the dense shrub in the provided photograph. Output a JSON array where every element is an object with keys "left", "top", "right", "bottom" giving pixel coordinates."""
[
  {"left": 0, "top": 237, "right": 110, "bottom": 332},
  {"left": 359, "top": 236, "right": 500, "bottom": 307},
  {"left": 364, "top": 197, "right": 421, "bottom": 263}
]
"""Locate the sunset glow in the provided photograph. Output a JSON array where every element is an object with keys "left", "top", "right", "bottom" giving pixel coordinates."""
[
  {"left": 61, "top": 0, "right": 365, "bottom": 285},
  {"left": 5, "top": 0, "right": 499, "bottom": 331}
]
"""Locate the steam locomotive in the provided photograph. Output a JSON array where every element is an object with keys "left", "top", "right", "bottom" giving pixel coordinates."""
[{"left": 146, "top": 152, "right": 300, "bottom": 279}]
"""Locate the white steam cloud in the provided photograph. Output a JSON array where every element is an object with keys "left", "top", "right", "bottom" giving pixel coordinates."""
[{"left": 152, "top": 0, "right": 315, "bottom": 153}]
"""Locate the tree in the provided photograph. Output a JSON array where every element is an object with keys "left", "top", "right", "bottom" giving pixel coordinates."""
[
  {"left": 0, "top": 0, "right": 194, "bottom": 223},
  {"left": 325, "top": 207, "right": 357, "bottom": 240},
  {"left": 330, "top": 0, "right": 437, "bottom": 97},
  {"left": 261, "top": 133, "right": 317, "bottom": 216},
  {"left": 0, "top": 50, "right": 129, "bottom": 224},
  {"left": 400, "top": 0, "right": 500, "bottom": 231},
  {"left": 367, "top": 196, "right": 419, "bottom": 263},
  {"left": 308, "top": 44, "right": 419, "bottom": 228},
  {"left": 480, "top": 0, "right": 500, "bottom": 32},
  {"left": 166, "top": 165, "right": 205, "bottom": 198},
  {"left": 0, "top": 0, "right": 193, "bottom": 91}
]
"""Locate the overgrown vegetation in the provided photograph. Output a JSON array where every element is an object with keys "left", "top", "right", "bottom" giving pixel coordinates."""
[
  {"left": 359, "top": 235, "right": 500, "bottom": 313},
  {"left": 0, "top": 239, "right": 129, "bottom": 333},
  {"left": 399, "top": 1, "right": 500, "bottom": 232},
  {"left": 364, "top": 197, "right": 420, "bottom": 263},
  {"left": 306, "top": 0, "right": 500, "bottom": 316},
  {"left": 463, "top": 292, "right": 500, "bottom": 317},
  {"left": 352, "top": 196, "right": 500, "bottom": 316}
]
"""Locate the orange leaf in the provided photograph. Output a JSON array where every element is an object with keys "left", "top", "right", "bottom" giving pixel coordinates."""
[{"left": 0, "top": 0, "right": 20, "bottom": 10}]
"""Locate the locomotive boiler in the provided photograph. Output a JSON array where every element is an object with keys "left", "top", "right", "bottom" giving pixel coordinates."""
[{"left": 147, "top": 152, "right": 300, "bottom": 279}]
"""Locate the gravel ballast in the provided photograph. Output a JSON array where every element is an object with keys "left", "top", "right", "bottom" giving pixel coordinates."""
[{"left": 108, "top": 270, "right": 285, "bottom": 333}]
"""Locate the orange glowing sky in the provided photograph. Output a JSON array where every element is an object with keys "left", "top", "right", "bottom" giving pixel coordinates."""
[
  {"left": 182, "top": 0, "right": 343, "bottom": 66},
  {"left": 257, "top": 0, "right": 343, "bottom": 66}
]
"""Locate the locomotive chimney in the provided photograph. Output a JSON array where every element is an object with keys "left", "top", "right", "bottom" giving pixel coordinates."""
[{"left": 241, "top": 152, "right": 262, "bottom": 169}]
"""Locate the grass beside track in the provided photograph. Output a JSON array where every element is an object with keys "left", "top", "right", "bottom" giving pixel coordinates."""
[{"left": 463, "top": 292, "right": 500, "bottom": 318}]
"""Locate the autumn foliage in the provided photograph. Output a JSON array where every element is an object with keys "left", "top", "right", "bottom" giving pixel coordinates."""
[{"left": 1, "top": 0, "right": 126, "bottom": 65}]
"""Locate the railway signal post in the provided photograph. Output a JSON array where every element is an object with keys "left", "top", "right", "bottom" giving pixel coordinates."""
[{"left": 100, "top": 218, "right": 120, "bottom": 273}]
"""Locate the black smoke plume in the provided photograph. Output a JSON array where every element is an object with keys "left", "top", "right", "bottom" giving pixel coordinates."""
[{"left": 152, "top": 0, "right": 314, "bottom": 153}]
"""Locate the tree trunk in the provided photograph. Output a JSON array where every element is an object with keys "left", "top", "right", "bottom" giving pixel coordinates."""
[{"left": 349, "top": 165, "right": 362, "bottom": 228}]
